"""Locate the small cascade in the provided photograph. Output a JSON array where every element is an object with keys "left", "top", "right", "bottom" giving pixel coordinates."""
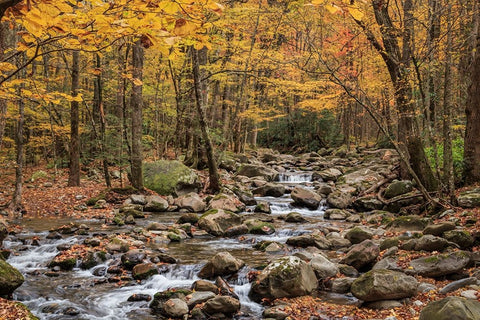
[
  {"left": 234, "top": 268, "right": 264, "bottom": 317},
  {"left": 277, "top": 172, "right": 313, "bottom": 183}
]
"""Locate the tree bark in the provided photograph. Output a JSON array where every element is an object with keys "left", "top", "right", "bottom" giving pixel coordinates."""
[
  {"left": 68, "top": 50, "right": 80, "bottom": 187},
  {"left": 9, "top": 81, "right": 24, "bottom": 218},
  {"left": 464, "top": 18, "right": 480, "bottom": 185},
  {"left": 191, "top": 47, "right": 220, "bottom": 193},
  {"left": 130, "top": 40, "right": 144, "bottom": 190}
]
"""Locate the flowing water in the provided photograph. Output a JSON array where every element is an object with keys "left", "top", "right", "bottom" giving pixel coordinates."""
[{"left": 5, "top": 171, "right": 333, "bottom": 320}]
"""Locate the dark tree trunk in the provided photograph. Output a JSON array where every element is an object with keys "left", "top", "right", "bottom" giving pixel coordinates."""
[
  {"left": 68, "top": 50, "right": 80, "bottom": 187},
  {"left": 191, "top": 47, "right": 220, "bottom": 193},
  {"left": 130, "top": 40, "right": 144, "bottom": 190},
  {"left": 464, "top": 22, "right": 480, "bottom": 185},
  {"left": 9, "top": 82, "right": 24, "bottom": 218}
]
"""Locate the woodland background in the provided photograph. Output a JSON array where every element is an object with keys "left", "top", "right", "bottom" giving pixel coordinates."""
[{"left": 0, "top": 0, "right": 480, "bottom": 214}]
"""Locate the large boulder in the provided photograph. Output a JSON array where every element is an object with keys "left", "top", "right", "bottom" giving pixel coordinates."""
[
  {"left": 198, "top": 252, "right": 245, "bottom": 279},
  {"left": 423, "top": 222, "right": 456, "bottom": 236},
  {"left": 383, "top": 180, "right": 413, "bottom": 199},
  {"left": 163, "top": 298, "right": 189, "bottom": 318},
  {"left": 340, "top": 240, "right": 380, "bottom": 270},
  {"left": 401, "top": 235, "right": 451, "bottom": 252},
  {"left": 144, "top": 160, "right": 200, "bottom": 196},
  {"left": 341, "top": 168, "right": 383, "bottom": 191},
  {"left": 407, "top": 251, "right": 471, "bottom": 277},
  {"left": 387, "top": 215, "right": 429, "bottom": 231},
  {"left": 0, "top": 260, "right": 24, "bottom": 296},
  {"left": 236, "top": 164, "right": 278, "bottom": 181},
  {"left": 197, "top": 209, "right": 243, "bottom": 236},
  {"left": 175, "top": 192, "right": 206, "bottom": 212},
  {"left": 291, "top": 187, "right": 322, "bottom": 210},
  {"left": 309, "top": 254, "right": 339, "bottom": 280},
  {"left": 327, "top": 191, "right": 352, "bottom": 209},
  {"left": 253, "top": 183, "right": 286, "bottom": 197},
  {"left": 351, "top": 269, "right": 418, "bottom": 302},
  {"left": 315, "top": 168, "right": 343, "bottom": 182},
  {"left": 121, "top": 249, "right": 147, "bottom": 270},
  {"left": 443, "top": 230, "right": 475, "bottom": 249},
  {"left": 324, "top": 208, "right": 350, "bottom": 220},
  {"left": 208, "top": 193, "right": 245, "bottom": 213},
  {"left": 202, "top": 295, "right": 240, "bottom": 315},
  {"left": 144, "top": 195, "right": 169, "bottom": 212},
  {"left": 344, "top": 226, "right": 374, "bottom": 244},
  {"left": 419, "top": 296, "right": 480, "bottom": 320},
  {"left": 286, "top": 234, "right": 331, "bottom": 250},
  {"left": 457, "top": 188, "right": 480, "bottom": 208},
  {"left": 249, "top": 256, "right": 317, "bottom": 302},
  {"left": 353, "top": 196, "right": 384, "bottom": 212}
]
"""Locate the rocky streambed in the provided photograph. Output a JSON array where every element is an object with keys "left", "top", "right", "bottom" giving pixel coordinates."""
[{"left": 2, "top": 148, "right": 480, "bottom": 320}]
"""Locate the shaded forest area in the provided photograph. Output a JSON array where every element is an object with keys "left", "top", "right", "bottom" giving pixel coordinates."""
[{"left": 0, "top": 0, "right": 479, "bottom": 212}]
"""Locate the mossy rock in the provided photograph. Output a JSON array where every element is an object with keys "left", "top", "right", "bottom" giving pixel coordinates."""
[
  {"left": 246, "top": 220, "right": 275, "bottom": 235},
  {"left": 380, "top": 237, "right": 399, "bottom": 251},
  {"left": 387, "top": 215, "right": 430, "bottom": 231},
  {"left": 419, "top": 296, "right": 480, "bottom": 320},
  {"left": 0, "top": 260, "right": 24, "bottom": 296},
  {"left": 150, "top": 289, "right": 192, "bottom": 315},
  {"left": 48, "top": 257, "right": 77, "bottom": 271},
  {"left": 144, "top": 160, "right": 200, "bottom": 196},
  {"left": 80, "top": 251, "right": 107, "bottom": 270},
  {"left": 443, "top": 230, "right": 474, "bottom": 249},
  {"left": 86, "top": 192, "right": 107, "bottom": 206},
  {"left": 113, "top": 212, "right": 125, "bottom": 226}
]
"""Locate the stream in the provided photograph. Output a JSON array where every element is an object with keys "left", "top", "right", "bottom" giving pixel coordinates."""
[{"left": 5, "top": 171, "right": 348, "bottom": 320}]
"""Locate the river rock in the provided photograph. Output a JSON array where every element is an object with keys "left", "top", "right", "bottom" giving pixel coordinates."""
[
  {"left": 130, "top": 194, "right": 147, "bottom": 205},
  {"left": 384, "top": 193, "right": 424, "bottom": 213},
  {"left": 401, "top": 235, "right": 451, "bottom": 252},
  {"left": 457, "top": 188, "right": 480, "bottom": 208},
  {"left": 0, "top": 218, "right": 8, "bottom": 244},
  {"left": 423, "top": 222, "right": 456, "bottom": 236},
  {"left": 249, "top": 256, "right": 317, "bottom": 302},
  {"left": 163, "top": 298, "right": 189, "bottom": 318},
  {"left": 344, "top": 226, "right": 373, "bottom": 244},
  {"left": 327, "top": 191, "right": 352, "bottom": 209},
  {"left": 309, "top": 254, "right": 339, "bottom": 279},
  {"left": 254, "top": 201, "right": 271, "bottom": 214},
  {"left": 245, "top": 219, "right": 275, "bottom": 235},
  {"left": 144, "top": 195, "right": 169, "bottom": 212},
  {"left": 185, "top": 291, "right": 216, "bottom": 308},
  {"left": 353, "top": 196, "right": 384, "bottom": 212},
  {"left": 208, "top": 193, "right": 245, "bottom": 213},
  {"left": 383, "top": 180, "right": 413, "bottom": 199},
  {"left": 443, "top": 230, "right": 475, "bottom": 249},
  {"left": 198, "top": 252, "right": 245, "bottom": 279},
  {"left": 419, "top": 296, "right": 480, "bottom": 320},
  {"left": 324, "top": 208, "right": 350, "bottom": 220},
  {"left": 285, "top": 212, "right": 307, "bottom": 223},
  {"left": 291, "top": 186, "right": 322, "bottom": 209},
  {"left": 340, "top": 239, "right": 380, "bottom": 270},
  {"left": 202, "top": 295, "right": 240, "bottom": 315},
  {"left": 150, "top": 289, "right": 192, "bottom": 315},
  {"left": 132, "top": 263, "right": 158, "bottom": 280},
  {"left": 407, "top": 251, "right": 471, "bottom": 277},
  {"left": 263, "top": 306, "right": 289, "bottom": 320},
  {"left": 192, "top": 280, "right": 218, "bottom": 293},
  {"left": 253, "top": 183, "right": 286, "bottom": 197},
  {"left": 286, "top": 234, "right": 331, "bottom": 250},
  {"left": 197, "top": 209, "right": 242, "bottom": 236},
  {"left": 351, "top": 269, "right": 418, "bottom": 302},
  {"left": 438, "top": 277, "right": 478, "bottom": 294},
  {"left": 175, "top": 193, "right": 206, "bottom": 212},
  {"left": 326, "top": 233, "right": 352, "bottom": 249},
  {"left": 387, "top": 215, "right": 429, "bottom": 231},
  {"left": 121, "top": 249, "right": 147, "bottom": 270},
  {"left": 0, "top": 260, "right": 24, "bottom": 296},
  {"left": 316, "top": 168, "right": 343, "bottom": 182},
  {"left": 144, "top": 160, "right": 201, "bottom": 196},
  {"left": 372, "top": 257, "right": 402, "bottom": 271},
  {"left": 342, "top": 168, "right": 383, "bottom": 191},
  {"left": 237, "top": 164, "right": 279, "bottom": 181},
  {"left": 331, "top": 277, "right": 355, "bottom": 294}
]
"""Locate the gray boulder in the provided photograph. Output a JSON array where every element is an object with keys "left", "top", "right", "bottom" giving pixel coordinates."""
[
  {"left": 202, "top": 295, "right": 240, "bottom": 315},
  {"left": 144, "top": 160, "right": 200, "bottom": 196},
  {"left": 353, "top": 196, "right": 384, "bottom": 212},
  {"left": 423, "top": 222, "right": 456, "bottom": 236},
  {"left": 237, "top": 164, "right": 278, "bottom": 181},
  {"left": 144, "top": 195, "right": 169, "bottom": 212},
  {"left": 342, "top": 168, "right": 383, "bottom": 191},
  {"left": 249, "top": 256, "right": 317, "bottom": 302},
  {"left": 383, "top": 180, "right": 413, "bottom": 199},
  {"left": 198, "top": 252, "right": 245, "bottom": 279},
  {"left": 327, "top": 191, "right": 352, "bottom": 209},
  {"left": 419, "top": 296, "right": 480, "bottom": 320},
  {"left": 254, "top": 201, "right": 271, "bottom": 214},
  {"left": 163, "top": 298, "right": 189, "bottom": 318},
  {"left": 443, "top": 230, "right": 475, "bottom": 249},
  {"left": 344, "top": 226, "right": 374, "bottom": 244},
  {"left": 457, "top": 188, "right": 480, "bottom": 208},
  {"left": 291, "top": 187, "right": 322, "bottom": 209},
  {"left": 324, "top": 208, "right": 350, "bottom": 220},
  {"left": 286, "top": 234, "right": 331, "bottom": 250},
  {"left": 309, "top": 254, "right": 339, "bottom": 279},
  {"left": 407, "top": 251, "right": 471, "bottom": 277},
  {"left": 401, "top": 235, "right": 451, "bottom": 252},
  {"left": 208, "top": 193, "right": 245, "bottom": 213},
  {"left": 197, "top": 209, "right": 243, "bottom": 236},
  {"left": 387, "top": 215, "right": 429, "bottom": 231},
  {"left": 185, "top": 291, "right": 216, "bottom": 308},
  {"left": 175, "top": 193, "right": 206, "bottom": 212},
  {"left": 351, "top": 269, "right": 418, "bottom": 302},
  {"left": 340, "top": 239, "right": 380, "bottom": 270},
  {"left": 316, "top": 168, "right": 342, "bottom": 182},
  {"left": 285, "top": 212, "right": 307, "bottom": 223},
  {"left": 253, "top": 183, "right": 286, "bottom": 197}
]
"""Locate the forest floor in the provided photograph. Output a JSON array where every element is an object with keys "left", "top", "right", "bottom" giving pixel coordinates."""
[{"left": 0, "top": 163, "right": 479, "bottom": 320}]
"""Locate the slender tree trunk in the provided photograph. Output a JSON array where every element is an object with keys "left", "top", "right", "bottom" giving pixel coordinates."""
[
  {"left": 464, "top": 18, "right": 480, "bottom": 185},
  {"left": 68, "top": 50, "right": 80, "bottom": 187},
  {"left": 9, "top": 82, "right": 24, "bottom": 218},
  {"left": 0, "top": 22, "right": 7, "bottom": 151},
  {"left": 191, "top": 47, "right": 220, "bottom": 193},
  {"left": 130, "top": 40, "right": 144, "bottom": 190}
]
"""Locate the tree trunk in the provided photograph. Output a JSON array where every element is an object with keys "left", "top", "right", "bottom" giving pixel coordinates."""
[
  {"left": 9, "top": 81, "right": 24, "bottom": 218},
  {"left": 130, "top": 40, "right": 144, "bottom": 190},
  {"left": 191, "top": 47, "right": 220, "bottom": 193},
  {"left": 464, "top": 18, "right": 480, "bottom": 185},
  {"left": 68, "top": 50, "right": 80, "bottom": 187},
  {"left": 0, "top": 22, "right": 6, "bottom": 151}
]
